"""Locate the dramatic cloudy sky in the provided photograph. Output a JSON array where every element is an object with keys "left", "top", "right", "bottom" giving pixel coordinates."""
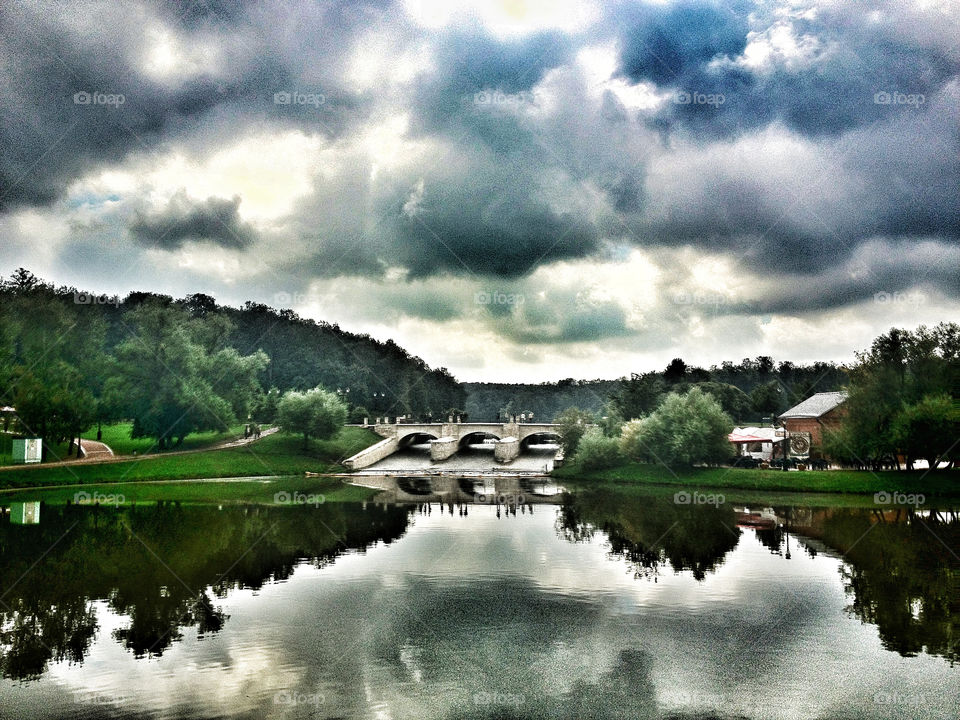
[{"left": 1, "top": 0, "right": 958, "bottom": 381}]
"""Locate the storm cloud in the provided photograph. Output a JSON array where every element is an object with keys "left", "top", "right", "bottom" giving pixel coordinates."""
[
  {"left": 1, "top": 0, "right": 958, "bottom": 379},
  {"left": 130, "top": 192, "right": 255, "bottom": 249}
]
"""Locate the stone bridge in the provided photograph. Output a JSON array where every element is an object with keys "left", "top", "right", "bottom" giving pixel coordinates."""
[{"left": 343, "top": 420, "right": 563, "bottom": 470}]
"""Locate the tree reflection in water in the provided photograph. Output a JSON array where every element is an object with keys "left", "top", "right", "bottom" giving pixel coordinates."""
[
  {"left": 0, "top": 501, "right": 412, "bottom": 680},
  {"left": 2, "top": 496, "right": 958, "bottom": 685},
  {"left": 556, "top": 492, "right": 741, "bottom": 581},
  {"left": 559, "top": 493, "right": 960, "bottom": 664},
  {"left": 798, "top": 507, "right": 960, "bottom": 664}
]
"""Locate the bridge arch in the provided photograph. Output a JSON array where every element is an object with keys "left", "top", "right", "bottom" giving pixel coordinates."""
[
  {"left": 519, "top": 431, "right": 562, "bottom": 448},
  {"left": 458, "top": 431, "right": 501, "bottom": 448},
  {"left": 398, "top": 431, "right": 439, "bottom": 447}
]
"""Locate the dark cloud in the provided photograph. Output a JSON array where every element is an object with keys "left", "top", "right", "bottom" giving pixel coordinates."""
[
  {"left": 614, "top": 0, "right": 959, "bottom": 138},
  {"left": 1, "top": 0, "right": 959, "bottom": 353},
  {"left": 0, "top": 0, "right": 385, "bottom": 210},
  {"left": 130, "top": 192, "right": 254, "bottom": 249},
  {"left": 618, "top": 0, "right": 751, "bottom": 86},
  {"left": 409, "top": 27, "right": 574, "bottom": 134}
]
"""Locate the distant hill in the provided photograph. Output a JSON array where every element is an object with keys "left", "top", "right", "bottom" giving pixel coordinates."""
[{"left": 464, "top": 380, "right": 621, "bottom": 421}]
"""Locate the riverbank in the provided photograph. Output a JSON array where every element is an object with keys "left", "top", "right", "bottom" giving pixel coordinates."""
[
  {"left": 552, "top": 460, "right": 960, "bottom": 496},
  {"left": 0, "top": 475, "right": 377, "bottom": 505},
  {"left": 0, "top": 428, "right": 380, "bottom": 490}
]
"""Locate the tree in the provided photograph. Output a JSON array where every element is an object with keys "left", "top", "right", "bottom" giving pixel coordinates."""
[
  {"left": 573, "top": 427, "right": 623, "bottom": 470},
  {"left": 695, "top": 381, "right": 753, "bottom": 422},
  {"left": 113, "top": 302, "right": 267, "bottom": 449},
  {"left": 554, "top": 407, "right": 595, "bottom": 456},
  {"left": 277, "top": 386, "right": 347, "bottom": 447},
  {"left": 890, "top": 394, "right": 960, "bottom": 470},
  {"left": 834, "top": 323, "right": 960, "bottom": 467},
  {"left": 252, "top": 387, "right": 281, "bottom": 424},
  {"left": 609, "top": 372, "right": 665, "bottom": 421},
  {"left": 750, "top": 380, "right": 785, "bottom": 417},
  {"left": 348, "top": 405, "right": 370, "bottom": 424},
  {"left": 664, "top": 358, "right": 688, "bottom": 384},
  {"left": 619, "top": 388, "right": 733, "bottom": 467}
]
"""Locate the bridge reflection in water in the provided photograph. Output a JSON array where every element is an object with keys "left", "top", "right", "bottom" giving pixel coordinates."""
[{"left": 352, "top": 474, "right": 565, "bottom": 507}]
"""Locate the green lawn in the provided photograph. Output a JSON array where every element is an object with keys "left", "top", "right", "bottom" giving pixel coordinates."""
[
  {"left": 0, "top": 427, "right": 379, "bottom": 490},
  {"left": 553, "top": 460, "right": 960, "bottom": 497},
  {"left": 0, "top": 422, "right": 247, "bottom": 466},
  {"left": 81, "top": 422, "right": 247, "bottom": 456}
]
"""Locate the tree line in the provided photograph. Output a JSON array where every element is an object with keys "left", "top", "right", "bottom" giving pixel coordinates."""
[
  {"left": 562, "top": 324, "right": 959, "bottom": 473},
  {"left": 466, "top": 357, "right": 847, "bottom": 423},
  {"left": 0, "top": 269, "right": 465, "bottom": 457}
]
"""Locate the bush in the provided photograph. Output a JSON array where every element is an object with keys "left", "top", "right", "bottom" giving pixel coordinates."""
[
  {"left": 573, "top": 427, "right": 623, "bottom": 470},
  {"left": 277, "top": 387, "right": 348, "bottom": 447},
  {"left": 554, "top": 407, "right": 595, "bottom": 455},
  {"left": 618, "top": 387, "right": 733, "bottom": 467}
]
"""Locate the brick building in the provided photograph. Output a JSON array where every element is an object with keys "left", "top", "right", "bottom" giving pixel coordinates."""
[{"left": 778, "top": 391, "right": 847, "bottom": 457}]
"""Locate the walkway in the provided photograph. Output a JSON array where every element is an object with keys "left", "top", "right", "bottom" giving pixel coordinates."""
[{"left": 0, "top": 427, "right": 278, "bottom": 471}]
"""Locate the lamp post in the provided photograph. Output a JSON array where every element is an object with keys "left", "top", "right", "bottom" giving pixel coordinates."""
[
  {"left": 776, "top": 421, "right": 789, "bottom": 472},
  {"left": 765, "top": 415, "right": 789, "bottom": 472}
]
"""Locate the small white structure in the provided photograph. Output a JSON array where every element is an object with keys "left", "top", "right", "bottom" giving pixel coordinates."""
[
  {"left": 12, "top": 438, "right": 42, "bottom": 464},
  {"left": 729, "top": 427, "right": 783, "bottom": 461},
  {"left": 10, "top": 501, "right": 40, "bottom": 525}
]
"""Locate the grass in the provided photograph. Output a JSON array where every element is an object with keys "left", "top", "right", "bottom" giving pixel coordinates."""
[
  {"left": 0, "top": 427, "right": 380, "bottom": 490},
  {"left": 0, "top": 422, "right": 246, "bottom": 466},
  {"left": 80, "top": 421, "right": 246, "bottom": 455},
  {"left": 553, "top": 460, "right": 960, "bottom": 497},
  {"left": 0, "top": 475, "right": 377, "bottom": 506}
]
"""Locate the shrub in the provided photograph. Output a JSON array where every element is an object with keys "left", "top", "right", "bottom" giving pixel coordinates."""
[
  {"left": 618, "top": 388, "right": 733, "bottom": 467},
  {"left": 573, "top": 427, "right": 623, "bottom": 470}
]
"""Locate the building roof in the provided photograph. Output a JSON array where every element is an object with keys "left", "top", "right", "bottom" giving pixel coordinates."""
[
  {"left": 729, "top": 426, "right": 782, "bottom": 443},
  {"left": 779, "top": 391, "right": 848, "bottom": 419}
]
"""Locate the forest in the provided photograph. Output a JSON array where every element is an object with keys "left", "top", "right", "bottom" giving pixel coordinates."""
[{"left": 0, "top": 269, "right": 464, "bottom": 454}]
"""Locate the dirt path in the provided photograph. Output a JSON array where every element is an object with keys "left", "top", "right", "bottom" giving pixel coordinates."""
[{"left": 0, "top": 427, "right": 279, "bottom": 472}]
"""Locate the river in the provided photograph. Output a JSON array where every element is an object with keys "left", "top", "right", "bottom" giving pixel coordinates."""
[{"left": 0, "top": 479, "right": 957, "bottom": 719}]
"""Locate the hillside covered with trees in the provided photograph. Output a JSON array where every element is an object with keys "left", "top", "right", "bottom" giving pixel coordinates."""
[{"left": 0, "top": 269, "right": 464, "bottom": 456}]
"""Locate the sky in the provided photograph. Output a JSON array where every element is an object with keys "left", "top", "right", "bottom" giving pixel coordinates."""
[{"left": 0, "top": 0, "right": 957, "bottom": 382}]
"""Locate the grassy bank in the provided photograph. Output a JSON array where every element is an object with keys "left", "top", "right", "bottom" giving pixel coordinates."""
[
  {"left": 81, "top": 421, "right": 246, "bottom": 455},
  {"left": 0, "top": 422, "right": 246, "bottom": 466},
  {"left": 0, "top": 427, "right": 379, "bottom": 490},
  {"left": 553, "top": 460, "right": 960, "bottom": 496},
  {"left": 0, "top": 475, "right": 376, "bottom": 505}
]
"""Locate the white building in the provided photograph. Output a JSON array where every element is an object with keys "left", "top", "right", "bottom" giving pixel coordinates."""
[{"left": 728, "top": 426, "right": 784, "bottom": 461}]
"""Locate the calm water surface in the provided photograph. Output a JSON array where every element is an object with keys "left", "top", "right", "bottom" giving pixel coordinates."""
[{"left": 1, "top": 482, "right": 958, "bottom": 719}]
